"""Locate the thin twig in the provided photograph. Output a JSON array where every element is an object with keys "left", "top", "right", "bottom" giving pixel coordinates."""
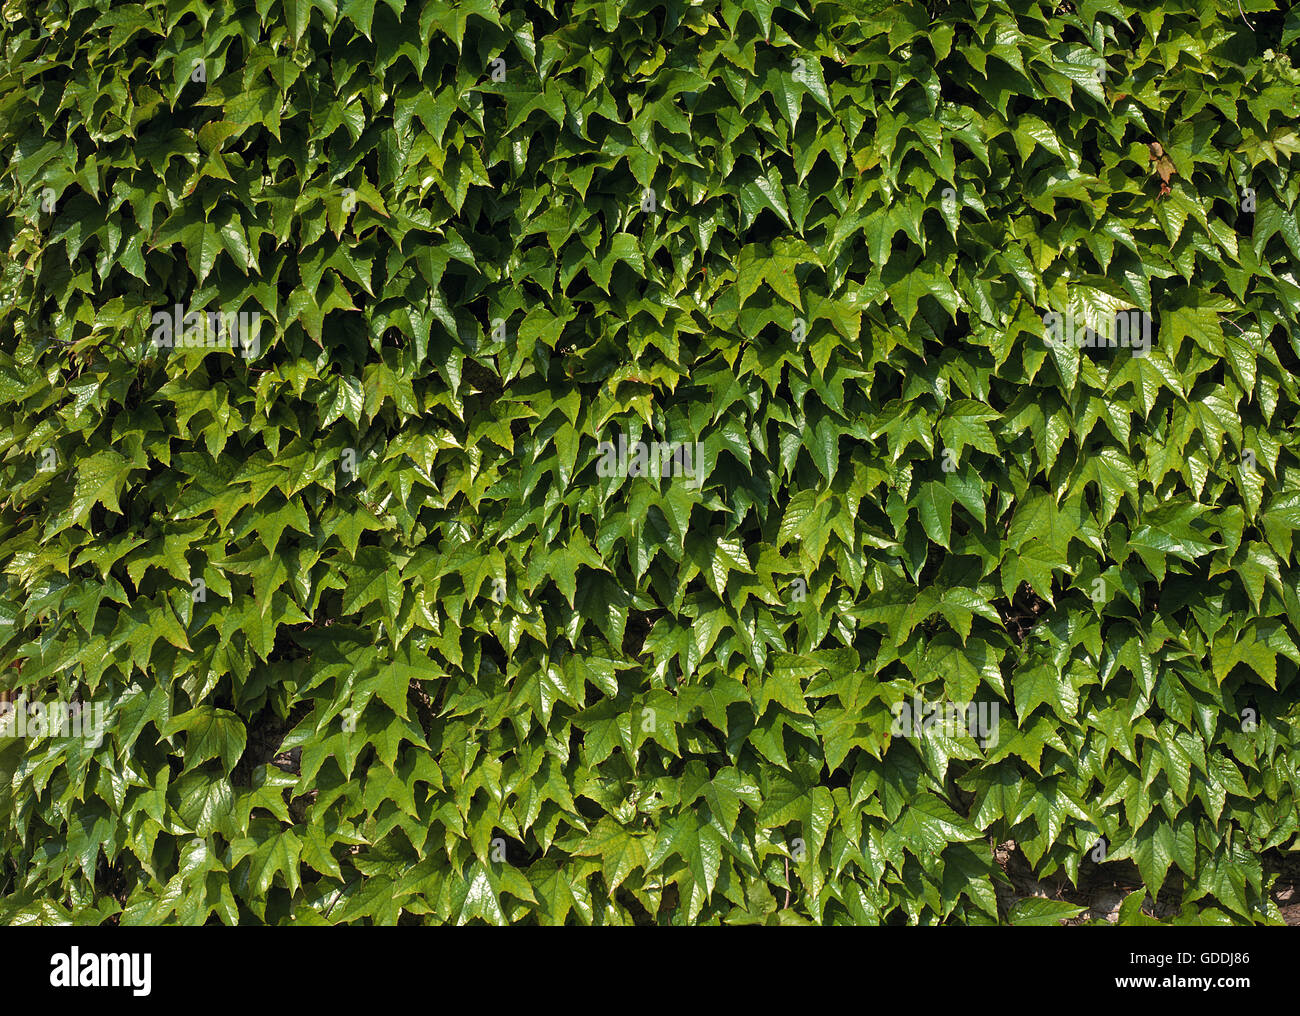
[{"left": 323, "top": 873, "right": 361, "bottom": 919}]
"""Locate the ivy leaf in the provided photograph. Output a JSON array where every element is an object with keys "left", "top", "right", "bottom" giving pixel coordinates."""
[{"left": 163, "top": 707, "right": 248, "bottom": 774}]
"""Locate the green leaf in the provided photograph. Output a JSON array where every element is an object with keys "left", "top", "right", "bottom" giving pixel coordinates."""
[{"left": 163, "top": 707, "right": 248, "bottom": 774}]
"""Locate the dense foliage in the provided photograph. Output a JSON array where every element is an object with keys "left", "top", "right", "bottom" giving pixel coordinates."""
[{"left": 2, "top": 0, "right": 1300, "bottom": 925}]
